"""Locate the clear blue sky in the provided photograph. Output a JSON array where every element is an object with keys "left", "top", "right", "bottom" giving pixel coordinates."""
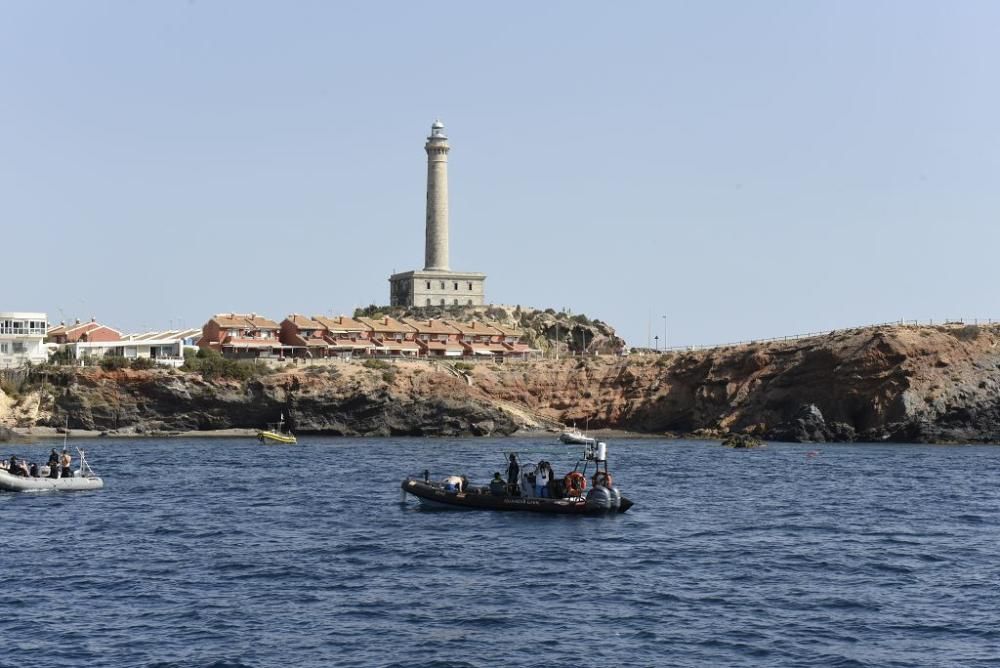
[{"left": 2, "top": 1, "right": 997, "bottom": 347}]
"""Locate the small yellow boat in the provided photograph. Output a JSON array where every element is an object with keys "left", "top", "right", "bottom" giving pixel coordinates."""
[{"left": 257, "top": 414, "right": 297, "bottom": 444}]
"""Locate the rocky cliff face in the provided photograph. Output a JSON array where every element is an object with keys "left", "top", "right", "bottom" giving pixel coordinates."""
[{"left": 3, "top": 323, "right": 999, "bottom": 442}]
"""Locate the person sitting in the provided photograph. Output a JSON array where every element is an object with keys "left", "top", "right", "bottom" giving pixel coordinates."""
[
  {"left": 9, "top": 456, "right": 26, "bottom": 477},
  {"left": 60, "top": 449, "right": 73, "bottom": 478},
  {"left": 489, "top": 472, "right": 506, "bottom": 496},
  {"left": 29, "top": 463, "right": 39, "bottom": 478}
]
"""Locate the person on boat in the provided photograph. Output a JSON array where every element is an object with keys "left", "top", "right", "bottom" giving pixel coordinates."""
[
  {"left": 29, "top": 462, "right": 39, "bottom": 478},
  {"left": 8, "top": 455, "right": 26, "bottom": 477},
  {"left": 47, "top": 448, "right": 59, "bottom": 467},
  {"left": 489, "top": 472, "right": 506, "bottom": 496},
  {"left": 60, "top": 449, "right": 72, "bottom": 478},
  {"left": 506, "top": 453, "right": 520, "bottom": 493},
  {"left": 536, "top": 460, "right": 551, "bottom": 498}
]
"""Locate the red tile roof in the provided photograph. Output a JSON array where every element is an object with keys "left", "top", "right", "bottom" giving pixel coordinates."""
[
  {"left": 283, "top": 314, "right": 325, "bottom": 330},
  {"left": 313, "top": 315, "right": 373, "bottom": 333},
  {"left": 403, "top": 318, "right": 461, "bottom": 335},
  {"left": 357, "top": 316, "right": 417, "bottom": 335}
]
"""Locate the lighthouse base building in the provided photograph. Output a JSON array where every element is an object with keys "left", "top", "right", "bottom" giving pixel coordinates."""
[
  {"left": 390, "top": 270, "right": 486, "bottom": 308},
  {"left": 389, "top": 120, "right": 487, "bottom": 308}
]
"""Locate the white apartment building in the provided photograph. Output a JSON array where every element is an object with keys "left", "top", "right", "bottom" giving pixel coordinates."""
[
  {"left": 70, "top": 329, "right": 201, "bottom": 368},
  {"left": 0, "top": 312, "right": 49, "bottom": 368}
]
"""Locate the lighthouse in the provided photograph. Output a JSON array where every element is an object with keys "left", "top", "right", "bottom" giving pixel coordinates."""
[
  {"left": 424, "top": 120, "right": 450, "bottom": 271},
  {"left": 389, "top": 121, "right": 486, "bottom": 308}
]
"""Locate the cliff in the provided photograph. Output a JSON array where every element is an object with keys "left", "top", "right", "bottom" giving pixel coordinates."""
[{"left": 2, "top": 323, "right": 999, "bottom": 442}]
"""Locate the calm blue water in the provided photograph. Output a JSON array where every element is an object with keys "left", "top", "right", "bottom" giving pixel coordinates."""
[{"left": 2, "top": 437, "right": 999, "bottom": 667}]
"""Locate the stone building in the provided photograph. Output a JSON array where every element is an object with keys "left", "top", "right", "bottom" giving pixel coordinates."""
[{"left": 389, "top": 121, "right": 486, "bottom": 307}]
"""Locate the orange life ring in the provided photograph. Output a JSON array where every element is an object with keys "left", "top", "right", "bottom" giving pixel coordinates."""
[
  {"left": 592, "top": 471, "right": 613, "bottom": 488},
  {"left": 564, "top": 471, "right": 587, "bottom": 497}
]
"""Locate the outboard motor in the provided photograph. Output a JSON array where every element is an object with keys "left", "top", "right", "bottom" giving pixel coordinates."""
[
  {"left": 608, "top": 486, "right": 622, "bottom": 511},
  {"left": 585, "top": 485, "right": 613, "bottom": 512}
]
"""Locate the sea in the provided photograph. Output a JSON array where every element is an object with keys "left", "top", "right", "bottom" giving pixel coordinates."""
[{"left": 1, "top": 436, "right": 998, "bottom": 668}]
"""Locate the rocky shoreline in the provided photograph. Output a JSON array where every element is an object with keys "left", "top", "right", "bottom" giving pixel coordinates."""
[{"left": 2, "top": 322, "right": 999, "bottom": 444}]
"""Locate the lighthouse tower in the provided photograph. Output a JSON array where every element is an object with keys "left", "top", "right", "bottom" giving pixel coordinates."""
[
  {"left": 389, "top": 121, "right": 486, "bottom": 308},
  {"left": 424, "top": 120, "right": 450, "bottom": 271}
]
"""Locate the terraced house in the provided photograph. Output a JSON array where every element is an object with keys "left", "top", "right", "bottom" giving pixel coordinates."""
[
  {"left": 200, "top": 312, "right": 536, "bottom": 361},
  {"left": 197, "top": 313, "right": 283, "bottom": 359},
  {"left": 356, "top": 316, "right": 420, "bottom": 357},
  {"left": 312, "top": 315, "right": 375, "bottom": 357}
]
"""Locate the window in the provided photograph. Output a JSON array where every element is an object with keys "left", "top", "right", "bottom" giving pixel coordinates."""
[
  {"left": 453, "top": 299, "right": 458, "bottom": 305},
  {"left": 426, "top": 281, "right": 431, "bottom": 289},
  {"left": 0, "top": 343, "right": 7, "bottom": 353},
  {"left": 453, "top": 282, "right": 458, "bottom": 290},
  {"left": 467, "top": 300, "right": 472, "bottom": 305},
  {"left": 467, "top": 282, "right": 473, "bottom": 290},
  {"left": 425, "top": 298, "right": 431, "bottom": 306},
  {"left": 440, "top": 299, "right": 445, "bottom": 305},
  {"left": 440, "top": 281, "right": 445, "bottom": 289}
]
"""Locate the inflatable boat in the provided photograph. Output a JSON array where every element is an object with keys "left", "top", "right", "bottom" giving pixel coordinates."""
[
  {"left": 0, "top": 449, "right": 104, "bottom": 492},
  {"left": 401, "top": 440, "right": 633, "bottom": 515}
]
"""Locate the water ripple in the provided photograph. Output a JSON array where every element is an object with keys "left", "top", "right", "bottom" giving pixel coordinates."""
[{"left": 2, "top": 438, "right": 1000, "bottom": 667}]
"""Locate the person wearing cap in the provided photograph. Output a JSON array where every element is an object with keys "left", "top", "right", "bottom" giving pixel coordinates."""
[{"left": 46, "top": 448, "right": 60, "bottom": 478}]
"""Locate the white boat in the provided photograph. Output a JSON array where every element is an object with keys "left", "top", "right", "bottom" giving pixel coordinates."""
[
  {"left": 559, "top": 428, "right": 596, "bottom": 445},
  {"left": 0, "top": 448, "right": 104, "bottom": 492}
]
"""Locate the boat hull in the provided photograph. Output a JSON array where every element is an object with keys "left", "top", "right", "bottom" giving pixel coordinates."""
[
  {"left": 559, "top": 432, "right": 596, "bottom": 445},
  {"left": 401, "top": 478, "right": 632, "bottom": 515},
  {"left": 258, "top": 431, "right": 297, "bottom": 444},
  {"left": 0, "top": 470, "right": 104, "bottom": 492}
]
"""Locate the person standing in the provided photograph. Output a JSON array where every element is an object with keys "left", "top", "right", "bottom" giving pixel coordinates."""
[
  {"left": 506, "top": 453, "right": 520, "bottom": 494},
  {"left": 536, "top": 461, "right": 551, "bottom": 498},
  {"left": 60, "top": 449, "right": 72, "bottom": 478}
]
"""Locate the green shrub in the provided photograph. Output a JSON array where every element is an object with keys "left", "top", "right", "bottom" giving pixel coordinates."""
[
  {"left": 454, "top": 362, "right": 474, "bottom": 372},
  {"left": 129, "top": 357, "right": 156, "bottom": 370},
  {"left": 48, "top": 348, "right": 73, "bottom": 365},
  {"left": 363, "top": 358, "right": 392, "bottom": 370},
  {"left": 181, "top": 347, "right": 270, "bottom": 380},
  {"left": 382, "top": 370, "right": 397, "bottom": 383},
  {"left": 100, "top": 356, "right": 129, "bottom": 371}
]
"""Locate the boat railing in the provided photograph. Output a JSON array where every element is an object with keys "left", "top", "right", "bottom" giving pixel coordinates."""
[{"left": 77, "top": 448, "right": 98, "bottom": 479}]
